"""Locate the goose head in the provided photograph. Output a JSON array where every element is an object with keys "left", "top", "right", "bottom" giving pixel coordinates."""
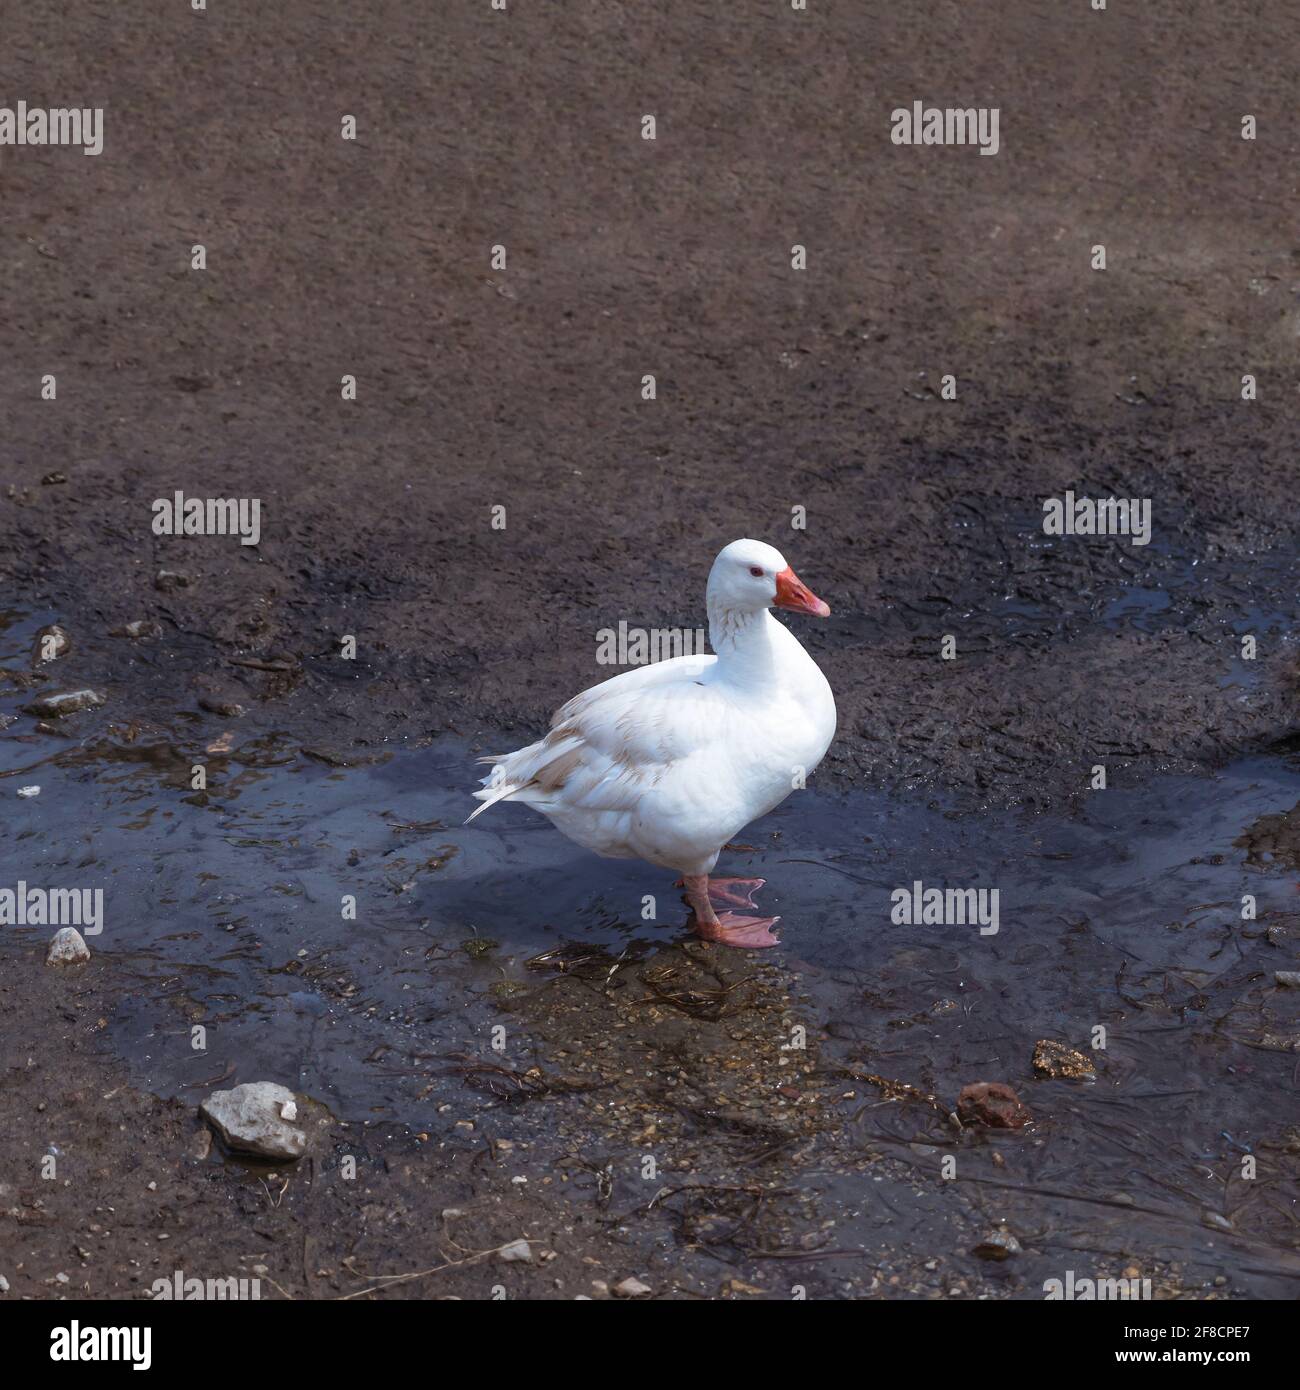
[{"left": 708, "top": 539, "right": 831, "bottom": 618}]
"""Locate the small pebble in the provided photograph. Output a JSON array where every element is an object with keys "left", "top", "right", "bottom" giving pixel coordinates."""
[
  {"left": 613, "top": 1277, "right": 652, "bottom": 1298},
  {"left": 32, "top": 625, "right": 71, "bottom": 663},
  {"left": 110, "top": 619, "right": 163, "bottom": 639},
  {"left": 46, "top": 928, "right": 91, "bottom": 966},
  {"left": 17, "top": 786, "right": 40, "bottom": 798},
  {"left": 23, "top": 688, "right": 105, "bottom": 718},
  {"left": 201, "top": 1082, "right": 306, "bottom": 1161},
  {"left": 971, "top": 1230, "right": 1022, "bottom": 1261}
]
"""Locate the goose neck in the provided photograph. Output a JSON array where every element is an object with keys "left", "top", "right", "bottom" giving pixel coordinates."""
[{"left": 708, "top": 602, "right": 780, "bottom": 684}]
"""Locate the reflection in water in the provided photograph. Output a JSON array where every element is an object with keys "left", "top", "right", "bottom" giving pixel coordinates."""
[{"left": 2, "top": 607, "right": 1299, "bottom": 1294}]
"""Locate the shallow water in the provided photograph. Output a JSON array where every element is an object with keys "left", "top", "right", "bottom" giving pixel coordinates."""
[{"left": 3, "top": 607, "right": 1299, "bottom": 1294}]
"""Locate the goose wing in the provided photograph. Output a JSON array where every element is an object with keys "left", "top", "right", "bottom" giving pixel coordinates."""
[{"left": 468, "top": 654, "right": 722, "bottom": 819}]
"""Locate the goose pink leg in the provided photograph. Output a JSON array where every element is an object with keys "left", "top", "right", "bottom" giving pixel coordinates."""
[{"left": 680, "top": 874, "right": 780, "bottom": 949}]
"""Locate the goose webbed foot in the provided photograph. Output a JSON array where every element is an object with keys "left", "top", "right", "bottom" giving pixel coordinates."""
[
  {"left": 680, "top": 874, "right": 781, "bottom": 949},
  {"left": 674, "top": 875, "right": 766, "bottom": 910}
]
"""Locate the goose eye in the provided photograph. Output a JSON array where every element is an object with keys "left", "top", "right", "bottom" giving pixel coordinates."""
[{"left": 750, "top": 566, "right": 764, "bottom": 577}]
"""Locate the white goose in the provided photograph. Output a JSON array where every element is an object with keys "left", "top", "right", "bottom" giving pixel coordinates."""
[{"left": 468, "top": 539, "right": 836, "bottom": 948}]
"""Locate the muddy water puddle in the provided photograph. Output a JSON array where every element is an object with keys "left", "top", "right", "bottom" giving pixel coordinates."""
[{"left": 2, "top": 606, "right": 1299, "bottom": 1294}]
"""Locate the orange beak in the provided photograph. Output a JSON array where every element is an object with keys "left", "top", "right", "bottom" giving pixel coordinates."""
[{"left": 774, "top": 566, "right": 830, "bottom": 618}]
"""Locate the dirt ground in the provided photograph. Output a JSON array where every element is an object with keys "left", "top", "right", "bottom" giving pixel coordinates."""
[{"left": 1, "top": 1, "right": 1298, "bottom": 1301}]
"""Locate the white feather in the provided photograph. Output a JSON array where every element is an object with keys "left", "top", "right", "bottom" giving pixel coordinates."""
[{"left": 468, "top": 539, "right": 836, "bottom": 877}]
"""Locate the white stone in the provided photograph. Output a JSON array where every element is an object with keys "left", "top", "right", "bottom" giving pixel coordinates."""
[
  {"left": 17, "top": 786, "right": 39, "bottom": 798},
  {"left": 200, "top": 1082, "right": 307, "bottom": 1161},
  {"left": 613, "top": 1276, "right": 652, "bottom": 1298},
  {"left": 497, "top": 1239, "right": 533, "bottom": 1263},
  {"left": 46, "top": 928, "right": 90, "bottom": 966}
]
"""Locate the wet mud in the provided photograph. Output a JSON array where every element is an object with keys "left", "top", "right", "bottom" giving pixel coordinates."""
[{"left": 3, "top": 591, "right": 1299, "bottom": 1297}]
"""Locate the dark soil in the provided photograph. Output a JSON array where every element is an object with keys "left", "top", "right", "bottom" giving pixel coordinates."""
[{"left": 1, "top": 0, "right": 1298, "bottom": 1301}]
